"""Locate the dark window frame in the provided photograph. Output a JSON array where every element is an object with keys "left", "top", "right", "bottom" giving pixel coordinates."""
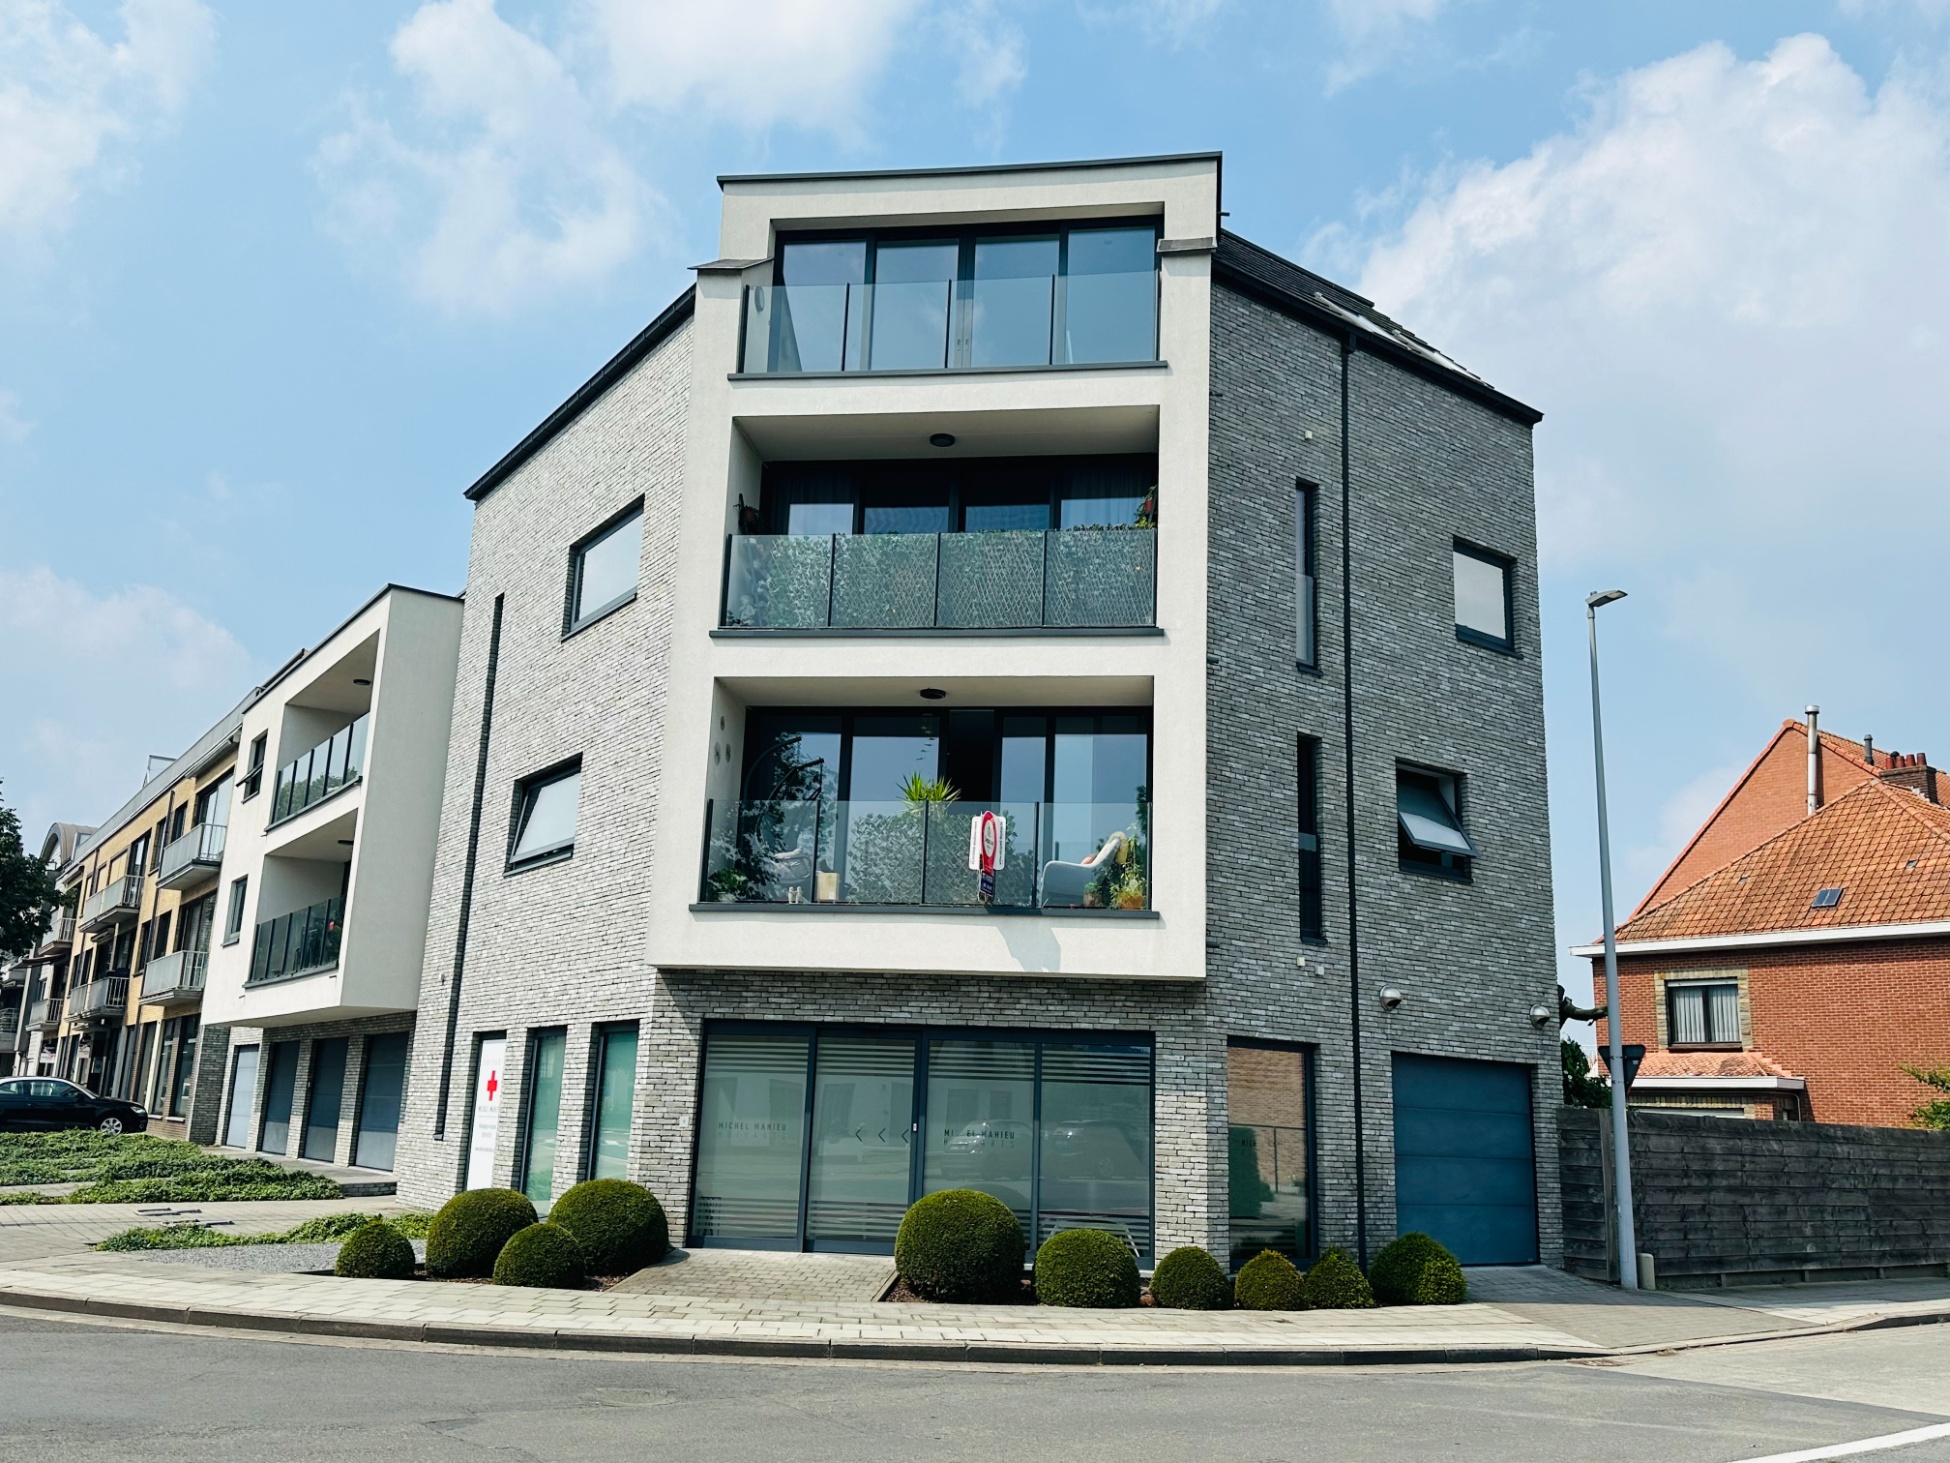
[
  {"left": 1224, "top": 1037, "right": 1320, "bottom": 1269},
  {"left": 1296, "top": 482, "right": 1320, "bottom": 673},
  {"left": 582, "top": 1020, "right": 641, "bottom": 1183},
  {"left": 563, "top": 497, "right": 646, "bottom": 638},
  {"left": 506, "top": 757, "right": 584, "bottom": 874},
  {"left": 241, "top": 733, "right": 268, "bottom": 801},
  {"left": 1453, "top": 539, "right": 1517, "bottom": 654},
  {"left": 1396, "top": 762, "right": 1475, "bottom": 883},
  {"left": 1667, "top": 979, "right": 1744, "bottom": 1050},
  {"left": 1297, "top": 736, "right": 1325, "bottom": 942},
  {"left": 513, "top": 1025, "right": 570, "bottom": 1205},
  {"left": 223, "top": 876, "right": 248, "bottom": 945}
]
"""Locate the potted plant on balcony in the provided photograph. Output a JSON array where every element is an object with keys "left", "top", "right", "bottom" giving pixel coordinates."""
[{"left": 705, "top": 867, "right": 749, "bottom": 903}]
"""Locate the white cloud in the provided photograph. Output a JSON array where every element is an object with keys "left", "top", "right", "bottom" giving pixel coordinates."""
[
  {"left": 0, "top": 566, "right": 255, "bottom": 840},
  {"left": 944, "top": 0, "right": 1027, "bottom": 109},
  {"left": 1324, "top": 0, "right": 1446, "bottom": 90},
  {"left": 0, "top": 0, "right": 215, "bottom": 248},
  {"left": 580, "top": 0, "right": 921, "bottom": 133},
  {"left": 0, "top": 388, "right": 30, "bottom": 442},
  {"left": 316, "top": 0, "right": 656, "bottom": 317}
]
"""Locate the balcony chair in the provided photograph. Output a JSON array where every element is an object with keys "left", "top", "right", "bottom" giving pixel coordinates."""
[{"left": 1040, "top": 831, "right": 1127, "bottom": 909}]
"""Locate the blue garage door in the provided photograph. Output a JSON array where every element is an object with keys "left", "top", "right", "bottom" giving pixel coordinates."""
[{"left": 1391, "top": 1055, "right": 1537, "bottom": 1265}]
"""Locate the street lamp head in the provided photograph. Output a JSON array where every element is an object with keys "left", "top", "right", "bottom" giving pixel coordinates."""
[{"left": 1586, "top": 589, "right": 1627, "bottom": 610}]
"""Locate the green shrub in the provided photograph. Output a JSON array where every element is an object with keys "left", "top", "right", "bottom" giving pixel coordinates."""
[
  {"left": 1368, "top": 1232, "right": 1466, "bottom": 1306},
  {"left": 1034, "top": 1228, "right": 1140, "bottom": 1308},
  {"left": 1302, "top": 1247, "right": 1375, "bottom": 1309},
  {"left": 280, "top": 1212, "right": 382, "bottom": 1244},
  {"left": 387, "top": 1211, "right": 434, "bottom": 1241},
  {"left": 1234, "top": 1250, "right": 1307, "bottom": 1310},
  {"left": 493, "top": 1223, "right": 586, "bottom": 1288},
  {"left": 0, "top": 1132, "right": 343, "bottom": 1201},
  {"left": 336, "top": 1220, "right": 417, "bottom": 1280},
  {"left": 547, "top": 1179, "right": 668, "bottom": 1274},
  {"left": 426, "top": 1188, "right": 538, "bottom": 1278},
  {"left": 894, "top": 1189, "right": 1025, "bottom": 1302},
  {"left": 1148, "top": 1246, "right": 1232, "bottom": 1310},
  {"left": 96, "top": 1223, "right": 245, "bottom": 1252}
]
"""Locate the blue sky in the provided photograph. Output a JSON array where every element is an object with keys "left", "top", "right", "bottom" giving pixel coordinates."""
[{"left": 4, "top": 0, "right": 1949, "bottom": 1002}]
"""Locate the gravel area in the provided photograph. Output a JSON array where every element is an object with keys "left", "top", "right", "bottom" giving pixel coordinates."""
[{"left": 135, "top": 1240, "right": 428, "bottom": 1274}]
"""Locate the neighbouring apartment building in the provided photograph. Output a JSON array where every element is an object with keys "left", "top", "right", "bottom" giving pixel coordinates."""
[
  {"left": 197, "top": 585, "right": 461, "bottom": 1171},
  {"left": 391, "top": 154, "right": 1563, "bottom": 1270},
  {"left": 4, "top": 822, "right": 92, "bottom": 1078},
  {"left": 1588, "top": 712, "right": 1950, "bottom": 1126},
  {"left": 50, "top": 712, "right": 244, "bottom": 1137}
]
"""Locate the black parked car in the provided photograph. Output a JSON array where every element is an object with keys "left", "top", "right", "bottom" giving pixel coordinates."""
[{"left": 0, "top": 1077, "right": 149, "bottom": 1135}]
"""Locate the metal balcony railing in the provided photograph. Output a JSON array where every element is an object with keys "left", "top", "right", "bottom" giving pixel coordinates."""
[
  {"left": 34, "top": 912, "right": 75, "bottom": 954},
  {"left": 156, "top": 822, "right": 227, "bottom": 889},
  {"left": 79, "top": 876, "right": 142, "bottom": 932},
  {"left": 721, "top": 528, "right": 1157, "bottom": 632},
  {"left": 700, "top": 799, "right": 1150, "bottom": 912},
  {"left": 68, "top": 976, "right": 128, "bottom": 1023},
  {"left": 247, "top": 896, "right": 344, "bottom": 985},
  {"left": 140, "top": 949, "right": 207, "bottom": 1005},
  {"left": 270, "top": 714, "right": 369, "bottom": 826}
]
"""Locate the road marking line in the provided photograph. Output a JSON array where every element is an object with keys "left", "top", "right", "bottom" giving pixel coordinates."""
[{"left": 1741, "top": 1421, "right": 1950, "bottom": 1462}]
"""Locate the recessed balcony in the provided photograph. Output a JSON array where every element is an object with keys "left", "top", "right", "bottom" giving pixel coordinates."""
[
  {"left": 67, "top": 976, "right": 128, "bottom": 1024},
  {"left": 247, "top": 896, "right": 344, "bottom": 986},
  {"left": 34, "top": 912, "right": 75, "bottom": 956},
  {"left": 27, "top": 996, "right": 60, "bottom": 1032},
  {"left": 140, "top": 949, "right": 207, "bottom": 1006},
  {"left": 79, "top": 876, "right": 142, "bottom": 934},
  {"left": 156, "top": 822, "right": 227, "bottom": 891},
  {"left": 269, "top": 714, "right": 369, "bottom": 827}
]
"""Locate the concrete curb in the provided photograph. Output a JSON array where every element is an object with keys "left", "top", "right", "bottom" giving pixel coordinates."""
[{"left": 2, "top": 1280, "right": 1945, "bottom": 1366}]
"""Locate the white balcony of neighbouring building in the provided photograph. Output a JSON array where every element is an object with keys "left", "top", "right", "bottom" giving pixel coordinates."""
[
  {"left": 79, "top": 876, "right": 143, "bottom": 934},
  {"left": 34, "top": 913, "right": 75, "bottom": 956},
  {"left": 156, "top": 823, "right": 227, "bottom": 891},
  {"left": 66, "top": 976, "right": 128, "bottom": 1024},
  {"left": 27, "top": 997, "right": 61, "bottom": 1032},
  {"left": 140, "top": 949, "right": 207, "bottom": 1006}
]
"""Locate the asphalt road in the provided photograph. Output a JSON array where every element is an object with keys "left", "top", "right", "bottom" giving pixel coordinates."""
[{"left": 3, "top": 1309, "right": 1950, "bottom": 1463}]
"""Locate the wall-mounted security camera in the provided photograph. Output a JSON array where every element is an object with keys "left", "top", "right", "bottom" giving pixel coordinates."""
[
  {"left": 1379, "top": 987, "right": 1404, "bottom": 1011},
  {"left": 1529, "top": 1005, "right": 1554, "bottom": 1028}
]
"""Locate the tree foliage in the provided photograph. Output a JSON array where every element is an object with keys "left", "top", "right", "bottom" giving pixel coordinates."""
[
  {"left": 1904, "top": 1065, "right": 1950, "bottom": 1130},
  {"left": 0, "top": 782, "right": 59, "bottom": 961},
  {"left": 1562, "top": 1040, "right": 1611, "bottom": 1109}
]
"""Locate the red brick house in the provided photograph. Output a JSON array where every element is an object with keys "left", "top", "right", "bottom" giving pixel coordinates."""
[{"left": 1581, "top": 724, "right": 1950, "bottom": 1127}]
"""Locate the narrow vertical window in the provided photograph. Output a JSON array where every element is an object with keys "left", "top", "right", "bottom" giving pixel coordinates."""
[
  {"left": 586, "top": 1023, "right": 639, "bottom": 1182},
  {"left": 1296, "top": 483, "right": 1318, "bottom": 669},
  {"left": 241, "top": 733, "right": 267, "bottom": 800},
  {"left": 1297, "top": 737, "right": 1324, "bottom": 940},
  {"left": 520, "top": 1029, "right": 568, "bottom": 1205},
  {"left": 1453, "top": 541, "right": 1514, "bottom": 652},
  {"left": 224, "top": 876, "right": 248, "bottom": 943}
]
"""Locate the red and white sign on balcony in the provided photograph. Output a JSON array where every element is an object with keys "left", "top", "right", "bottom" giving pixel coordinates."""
[{"left": 968, "top": 811, "right": 1005, "bottom": 904}]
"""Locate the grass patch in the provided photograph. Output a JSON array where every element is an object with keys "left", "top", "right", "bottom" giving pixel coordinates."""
[
  {"left": 0, "top": 1132, "right": 341, "bottom": 1203},
  {"left": 94, "top": 1210, "right": 436, "bottom": 1252}
]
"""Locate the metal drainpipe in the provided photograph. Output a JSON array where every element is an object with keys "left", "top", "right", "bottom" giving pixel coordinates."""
[
  {"left": 1807, "top": 705, "right": 1821, "bottom": 814},
  {"left": 1339, "top": 330, "right": 1368, "bottom": 1269}
]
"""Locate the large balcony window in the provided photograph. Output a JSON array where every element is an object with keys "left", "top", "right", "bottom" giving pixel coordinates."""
[
  {"left": 270, "top": 714, "right": 369, "bottom": 826},
  {"left": 723, "top": 456, "right": 1157, "bottom": 632},
  {"left": 247, "top": 896, "right": 344, "bottom": 985},
  {"left": 702, "top": 709, "right": 1151, "bottom": 912},
  {"left": 741, "top": 222, "right": 1159, "bottom": 376}
]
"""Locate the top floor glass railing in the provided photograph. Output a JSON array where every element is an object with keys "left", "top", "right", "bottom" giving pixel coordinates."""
[
  {"left": 270, "top": 714, "right": 369, "bottom": 826},
  {"left": 740, "top": 271, "right": 1159, "bottom": 375}
]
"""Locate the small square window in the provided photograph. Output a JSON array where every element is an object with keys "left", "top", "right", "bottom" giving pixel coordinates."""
[
  {"left": 1453, "top": 542, "right": 1513, "bottom": 651},
  {"left": 1397, "top": 766, "right": 1475, "bottom": 879},
  {"left": 565, "top": 503, "right": 643, "bottom": 635},
  {"left": 509, "top": 761, "right": 582, "bottom": 870}
]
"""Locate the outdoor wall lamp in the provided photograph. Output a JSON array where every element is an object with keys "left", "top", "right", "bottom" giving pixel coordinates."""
[
  {"left": 1529, "top": 1004, "right": 1554, "bottom": 1028},
  {"left": 1378, "top": 987, "right": 1404, "bottom": 1011}
]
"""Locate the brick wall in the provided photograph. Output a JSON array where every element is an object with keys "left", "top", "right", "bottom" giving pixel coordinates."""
[
  {"left": 1560, "top": 1105, "right": 1950, "bottom": 1286},
  {"left": 1602, "top": 939, "right": 1950, "bottom": 1127}
]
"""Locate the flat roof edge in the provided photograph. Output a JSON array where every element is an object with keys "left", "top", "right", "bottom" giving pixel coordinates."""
[{"left": 718, "top": 152, "right": 1223, "bottom": 188}]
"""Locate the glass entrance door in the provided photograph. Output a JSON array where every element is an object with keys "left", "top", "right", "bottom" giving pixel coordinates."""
[
  {"left": 691, "top": 1031, "right": 810, "bottom": 1247},
  {"left": 807, "top": 1034, "right": 916, "bottom": 1251}
]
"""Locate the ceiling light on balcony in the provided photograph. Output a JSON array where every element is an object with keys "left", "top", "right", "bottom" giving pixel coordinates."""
[
  {"left": 353, "top": 678, "right": 372, "bottom": 686},
  {"left": 929, "top": 433, "right": 955, "bottom": 448},
  {"left": 919, "top": 687, "right": 948, "bottom": 701}
]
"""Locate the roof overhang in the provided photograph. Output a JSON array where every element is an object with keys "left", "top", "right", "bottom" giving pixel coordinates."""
[
  {"left": 1571, "top": 919, "right": 1950, "bottom": 958},
  {"left": 1631, "top": 1075, "right": 1806, "bottom": 1092}
]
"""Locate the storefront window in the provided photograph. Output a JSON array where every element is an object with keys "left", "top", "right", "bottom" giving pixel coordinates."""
[
  {"left": 922, "top": 1039, "right": 1036, "bottom": 1234},
  {"left": 520, "top": 1029, "right": 566, "bottom": 1205},
  {"left": 586, "top": 1024, "right": 638, "bottom": 1182},
  {"left": 1227, "top": 1042, "right": 1311, "bottom": 1269},
  {"left": 692, "top": 1032, "right": 810, "bottom": 1244},
  {"left": 808, "top": 1035, "right": 916, "bottom": 1249},
  {"left": 1036, "top": 1043, "right": 1152, "bottom": 1256}
]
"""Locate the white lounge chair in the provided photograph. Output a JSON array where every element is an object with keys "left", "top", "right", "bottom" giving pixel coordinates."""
[{"left": 1041, "top": 830, "right": 1127, "bottom": 908}]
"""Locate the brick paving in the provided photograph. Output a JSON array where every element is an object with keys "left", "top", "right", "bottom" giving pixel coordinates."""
[{"left": 611, "top": 1248, "right": 895, "bottom": 1303}]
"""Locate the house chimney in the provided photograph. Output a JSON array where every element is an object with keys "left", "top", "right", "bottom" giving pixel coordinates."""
[
  {"left": 1864, "top": 734, "right": 1875, "bottom": 767},
  {"left": 1807, "top": 706, "right": 1821, "bottom": 814},
  {"left": 1880, "top": 753, "right": 1939, "bottom": 804}
]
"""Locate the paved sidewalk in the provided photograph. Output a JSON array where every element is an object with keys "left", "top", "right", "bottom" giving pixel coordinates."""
[{"left": 612, "top": 1248, "right": 896, "bottom": 1303}]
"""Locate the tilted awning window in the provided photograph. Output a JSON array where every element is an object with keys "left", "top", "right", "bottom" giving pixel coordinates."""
[{"left": 1397, "top": 776, "right": 1478, "bottom": 857}]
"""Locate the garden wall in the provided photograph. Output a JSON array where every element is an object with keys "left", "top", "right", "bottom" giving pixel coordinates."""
[{"left": 1559, "top": 1106, "right": 1950, "bottom": 1288}]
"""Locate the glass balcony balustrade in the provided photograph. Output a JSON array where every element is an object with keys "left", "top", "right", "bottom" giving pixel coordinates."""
[
  {"left": 270, "top": 714, "right": 369, "bottom": 826},
  {"left": 248, "top": 896, "right": 345, "bottom": 985},
  {"left": 722, "top": 528, "right": 1156, "bottom": 631},
  {"left": 141, "top": 949, "right": 207, "bottom": 1004},
  {"left": 35, "top": 912, "right": 75, "bottom": 954},
  {"left": 79, "top": 875, "right": 142, "bottom": 931},
  {"left": 700, "top": 799, "right": 1149, "bottom": 912},
  {"left": 157, "top": 822, "right": 227, "bottom": 889},
  {"left": 28, "top": 997, "right": 60, "bottom": 1030}
]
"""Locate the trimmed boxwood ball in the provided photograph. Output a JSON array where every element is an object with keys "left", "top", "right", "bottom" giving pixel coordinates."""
[
  {"left": 426, "top": 1187, "right": 538, "bottom": 1278},
  {"left": 1035, "top": 1228, "right": 1140, "bottom": 1308},
  {"left": 895, "top": 1189, "right": 1025, "bottom": 1302},
  {"left": 1149, "top": 1246, "right": 1233, "bottom": 1310},
  {"left": 547, "top": 1178, "right": 669, "bottom": 1274},
  {"left": 1302, "top": 1246, "right": 1376, "bottom": 1309},
  {"left": 1369, "top": 1232, "right": 1467, "bottom": 1306},
  {"left": 334, "top": 1219, "right": 416, "bottom": 1280},
  {"left": 493, "top": 1222, "right": 587, "bottom": 1288},
  {"left": 1234, "top": 1249, "right": 1307, "bottom": 1310}
]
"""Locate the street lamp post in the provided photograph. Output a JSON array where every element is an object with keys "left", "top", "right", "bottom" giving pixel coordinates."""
[{"left": 1586, "top": 588, "right": 1639, "bottom": 1290}]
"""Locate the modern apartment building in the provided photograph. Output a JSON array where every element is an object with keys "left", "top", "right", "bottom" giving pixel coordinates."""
[
  {"left": 51, "top": 710, "right": 243, "bottom": 1135},
  {"left": 390, "top": 153, "right": 1560, "bottom": 1269},
  {"left": 4, "top": 822, "right": 91, "bottom": 1078},
  {"left": 198, "top": 586, "right": 461, "bottom": 1172}
]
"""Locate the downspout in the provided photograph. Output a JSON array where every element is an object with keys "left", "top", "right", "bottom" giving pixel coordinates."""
[
  {"left": 1339, "top": 330, "right": 1368, "bottom": 1268},
  {"left": 433, "top": 594, "right": 504, "bottom": 1146},
  {"left": 1806, "top": 705, "right": 1821, "bottom": 815}
]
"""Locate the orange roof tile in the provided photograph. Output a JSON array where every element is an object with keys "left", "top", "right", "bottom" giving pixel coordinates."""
[
  {"left": 1630, "top": 1050, "right": 1802, "bottom": 1081},
  {"left": 1618, "top": 777, "right": 1950, "bottom": 942}
]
